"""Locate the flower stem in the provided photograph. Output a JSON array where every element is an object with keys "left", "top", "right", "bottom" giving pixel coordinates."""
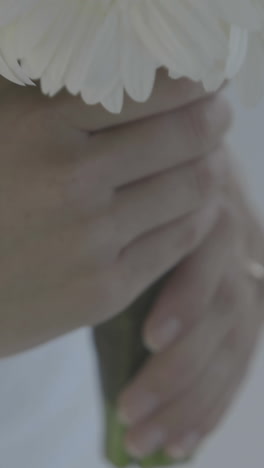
[
  {"left": 93, "top": 270, "right": 189, "bottom": 467},
  {"left": 105, "top": 402, "right": 176, "bottom": 468}
]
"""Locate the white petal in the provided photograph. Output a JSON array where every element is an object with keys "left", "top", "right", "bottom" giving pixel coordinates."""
[
  {"left": 225, "top": 25, "right": 249, "bottom": 78},
  {"left": 0, "top": 0, "right": 42, "bottom": 27},
  {"left": 100, "top": 81, "right": 124, "bottom": 113},
  {"left": 0, "top": 0, "right": 263, "bottom": 112},
  {"left": 121, "top": 8, "right": 157, "bottom": 102}
]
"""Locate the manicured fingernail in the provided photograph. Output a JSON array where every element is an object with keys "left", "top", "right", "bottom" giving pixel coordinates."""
[
  {"left": 118, "top": 393, "right": 158, "bottom": 426},
  {"left": 166, "top": 432, "right": 200, "bottom": 459},
  {"left": 126, "top": 427, "right": 165, "bottom": 458},
  {"left": 145, "top": 318, "right": 182, "bottom": 351}
]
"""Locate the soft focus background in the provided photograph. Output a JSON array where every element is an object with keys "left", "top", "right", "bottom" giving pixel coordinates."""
[{"left": 0, "top": 85, "right": 263, "bottom": 468}]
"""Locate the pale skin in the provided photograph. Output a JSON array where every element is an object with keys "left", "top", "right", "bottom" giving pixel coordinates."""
[
  {"left": 0, "top": 70, "right": 231, "bottom": 356},
  {"left": 0, "top": 71, "right": 263, "bottom": 460},
  {"left": 118, "top": 154, "right": 264, "bottom": 458}
]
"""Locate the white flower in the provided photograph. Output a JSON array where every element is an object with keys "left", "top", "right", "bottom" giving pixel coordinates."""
[{"left": 0, "top": 0, "right": 263, "bottom": 112}]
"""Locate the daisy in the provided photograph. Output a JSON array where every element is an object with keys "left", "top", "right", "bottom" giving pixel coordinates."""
[{"left": 0, "top": 0, "right": 262, "bottom": 112}]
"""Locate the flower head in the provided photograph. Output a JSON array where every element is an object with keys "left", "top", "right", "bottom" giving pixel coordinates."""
[{"left": 0, "top": 0, "right": 263, "bottom": 112}]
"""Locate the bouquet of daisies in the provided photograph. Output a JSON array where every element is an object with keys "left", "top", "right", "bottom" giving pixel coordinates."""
[{"left": 0, "top": 1, "right": 263, "bottom": 467}]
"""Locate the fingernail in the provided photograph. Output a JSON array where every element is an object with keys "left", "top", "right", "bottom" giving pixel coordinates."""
[
  {"left": 126, "top": 427, "right": 165, "bottom": 458},
  {"left": 166, "top": 432, "right": 200, "bottom": 459},
  {"left": 145, "top": 318, "right": 182, "bottom": 351},
  {"left": 118, "top": 393, "right": 158, "bottom": 426}
]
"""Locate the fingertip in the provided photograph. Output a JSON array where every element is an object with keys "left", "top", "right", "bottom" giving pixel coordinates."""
[{"left": 166, "top": 431, "right": 200, "bottom": 460}]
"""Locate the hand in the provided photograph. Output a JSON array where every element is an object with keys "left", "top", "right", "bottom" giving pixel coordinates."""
[
  {"left": 0, "top": 72, "right": 231, "bottom": 356},
  {"left": 118, "top": 155, "right": 264, "bottom": 459}
]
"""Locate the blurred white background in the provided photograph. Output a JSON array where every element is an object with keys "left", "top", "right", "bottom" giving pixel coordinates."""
[{"left": 0, "top": 86, "right": 264, "bottom": 468}]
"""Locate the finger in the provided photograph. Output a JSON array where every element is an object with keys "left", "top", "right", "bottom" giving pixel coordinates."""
[
  {"left": 0, "top": 263, "right": 125, "bottom": 354},
  {"left": 96, "top": 94, "right": 232, "bottom": 188},
  {"left": 165, "top": 328, "right": 258, "bottom": 459},
  {"left": 3, "top": 202, "right": 217, "bottom": 347},
  {"left": 114, "top": 147, "right": 225, "bottom": 248},
  {"left": 0, "top": 210, "right": 119, "bottom": 291},
  {"left": 118, "top": 282, "right": 236, "bottom": 426},
  {"left": 124, "top": 327, "right": 245, "bottom": 459},
  {"left": 143, "top": 204, "right": 236, "bottom": 351},
  {"left": 117, "top": 201, "right": 219, "bottom": 312},
  {"left": 0, "top": 201, "right": 217, "bottom": 348},
  {"left": 48, "top": 71, "right": 208, "bottom": 132}
]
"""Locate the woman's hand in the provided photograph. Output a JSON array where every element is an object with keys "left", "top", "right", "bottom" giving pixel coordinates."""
[
  {"left": 0, "top": 72, "right": 232, "bottom": 356},
  {"left": 118, "top": 154, "right": 264, "bottom": 459}
]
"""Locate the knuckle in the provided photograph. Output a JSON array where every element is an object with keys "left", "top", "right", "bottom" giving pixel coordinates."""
[
  {"left": 184, "top": 95, "right": 233, "bottom": 151},
  {"left": 173, "top": 77, "right": 206, "bottom": 102},
  {"left": 193, "top": 147, "right": 227, "bottom": 197},
  {"left": 146, "top": 347, "right": 198, "bottom": 400},
  {"left": 179, "top": 212, "right": 204, "bottom": 251},
  {"left": 183, "top": 103, "right": 212, "bottom": 151}
]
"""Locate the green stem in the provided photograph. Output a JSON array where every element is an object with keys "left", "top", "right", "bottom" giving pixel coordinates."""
[
  {"left": 105, "top": 402, "right": 176, "bottom": 468},
  {"left": 93, "top": 271, "right": 190, "bottom": 467}
]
